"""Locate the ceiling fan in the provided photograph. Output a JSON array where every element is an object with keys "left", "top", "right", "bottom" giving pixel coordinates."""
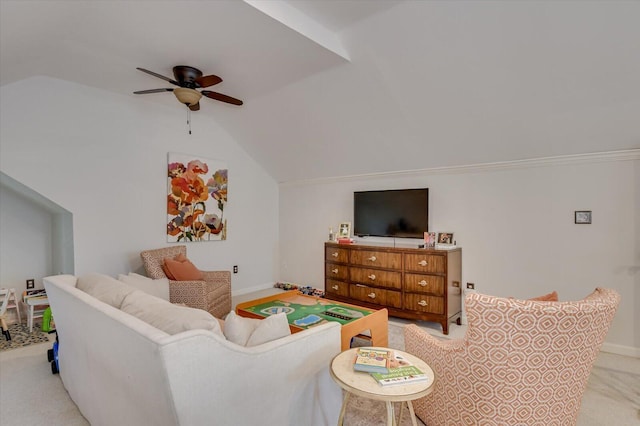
[{"left": 133, "top": 65, "right": 243, "bottom": 111}]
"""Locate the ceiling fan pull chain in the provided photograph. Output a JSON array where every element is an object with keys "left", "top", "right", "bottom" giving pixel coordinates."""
[{"left": 187, "top": 108, "right": 192, "bottom": 135}]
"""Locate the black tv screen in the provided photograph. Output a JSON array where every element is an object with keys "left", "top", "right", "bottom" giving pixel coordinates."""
[{"left": 354, "top": 188, "right": 429, "bottom": 238}]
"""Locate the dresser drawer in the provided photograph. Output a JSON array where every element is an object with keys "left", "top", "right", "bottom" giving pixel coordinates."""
[
  {"left": 404, "top": 253, "right": 445, "bottom": 274},
  {"left": 325, "top": 263, "right": 349, "bottom": 281},
  {"left": 350, "top": 267, "right": 401, "bottom": 290},
  {"left": 350, "top": 284, "right": 401, "bottom": 308},
  {"left": 325, "top": 279, "right": 349, "bottom": 298},
  {"left": 325, "top": 246, "right": 349, "bottom": 263},
  {"left": 403, "top": 294, "right": 444, "bottom": 314},
  {"left": 404, "top": 273, "right": 445, "bottom": 295},
  {"left": 350, "top": 250, "right": 402, "bottom": 269}
]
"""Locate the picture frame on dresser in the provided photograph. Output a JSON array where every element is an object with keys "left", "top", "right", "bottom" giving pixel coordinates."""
[
  {"left": 338, "top": 222, "right": 351, "bottom": 238},
  {"left": 437, "top": 232, "right": 453, "bottom": 244}
]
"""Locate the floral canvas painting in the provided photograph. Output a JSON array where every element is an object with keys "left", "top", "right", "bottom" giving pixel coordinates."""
[{"left": 167, "top": 153, "right": 228, "bottom": 242}]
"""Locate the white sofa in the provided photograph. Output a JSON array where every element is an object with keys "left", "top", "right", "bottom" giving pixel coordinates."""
[{"left": 43, "top": 274, "right": 343, "bottom": 426}]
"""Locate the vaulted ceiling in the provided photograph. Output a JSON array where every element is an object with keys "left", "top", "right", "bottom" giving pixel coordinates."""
[{"left": 1, "top": 0, "right": 638, "bottom": 183}]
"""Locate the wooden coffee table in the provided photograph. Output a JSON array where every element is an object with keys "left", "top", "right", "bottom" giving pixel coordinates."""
[
  {"left": 330, "top": 347, "right": 435, "bottom": 426},
  {"left": 236, "top": 290, "right": 388, "bottom": 350}
]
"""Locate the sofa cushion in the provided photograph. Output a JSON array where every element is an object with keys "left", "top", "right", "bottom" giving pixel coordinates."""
[
  {"left": 77, "top": 273, "right": 136, "bottom": 309},
  {"left": 118, "top": 273, "right": 170, "bottom": 301},
  {"left": 224, "top": 311, "right": 291, "bottom": 346},
  {"left": 121, "top": 290, "right": 222, "bottom": 336},
  {"left": 163, "top": 255, "right": 204, "bottom": 281}
]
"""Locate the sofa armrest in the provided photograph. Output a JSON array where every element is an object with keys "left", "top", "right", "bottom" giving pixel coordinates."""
[
  {"left": 404, "top": 324, "right": 466, "bottom": 368},
  {"left": 168, "top": 277, "right": 231, "bottom": 319}
]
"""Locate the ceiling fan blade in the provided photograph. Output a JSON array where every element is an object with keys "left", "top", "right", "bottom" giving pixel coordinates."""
[
  {"left": 189, "top": 102, "right": 200, "bottom": 111},
  {"left": 195, "top": 74, "right": 222, "bottom": 88},
  {"left": 201, "top": 90, "right": 243, "bottom": 106},
  {"left": 136, "top": 68, "right": 180, "bottom": 86},
  {"left": 133, "top": 88, "right": 174, "bottom": 94}
]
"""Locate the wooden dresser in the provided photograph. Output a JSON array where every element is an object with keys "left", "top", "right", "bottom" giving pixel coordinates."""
[{"left": 324, "top": 242, "right": 462, "bottom": 334}]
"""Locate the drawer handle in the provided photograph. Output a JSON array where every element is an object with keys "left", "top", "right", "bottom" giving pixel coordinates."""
[
  {"left": 368, "top": 256, "right": 377, "bottom": 262},
  {"left": 332, "top": 268, "right": 339, "bottom": 274},
  {"left": 418, "top": 300, "right": 428, "bottom": 306},
  {"left": 419, "top": 280, "right": 428, "bottom": 287},
  {"left": 368, "top": 274, "right": 376, "bottom": 281},
  {"left": 331, "top": 252, "right": 338, "bottom": 258},
  {"left": 418, "top": 260, "right": 428, "bottom": 266},
  {"left": 367, "top": 292, "right": 376, "bottom": 299},
  {"left": 332, "top": 285, "right": 339, "bottom": 290}
]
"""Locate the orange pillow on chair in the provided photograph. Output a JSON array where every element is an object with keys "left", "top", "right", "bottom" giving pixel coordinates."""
[
  {"left": 528, "top": 291, "right": 558, "bottom": 301},
  {"left": 162, "top": 254, "right": 204, "bottom": 281}
]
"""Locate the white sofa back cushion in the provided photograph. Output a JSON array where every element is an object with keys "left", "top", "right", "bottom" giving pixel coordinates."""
[
  {"left": 224, "top": 311, "right": 291, "bottom": 346},
  {"left": 77, "top": 273, "right": 135, "bottom": 309},
  {"left": 118, "top": 272, "right": 170, "bottom": 301},
  {"left": 121, "top": 290, "right": 223, "bottom": 336}
]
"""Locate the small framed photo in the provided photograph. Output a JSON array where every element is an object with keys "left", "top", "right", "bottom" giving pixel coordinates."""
[
  {"left": 437, "top": 232, "right": 454, "bottom": 244},
  {"left": 338, "top": 222, "right": 352, "bottom": 238},
  {"left": 424, "top": 232, "right": 436, "bottom": 248},
  {"left": 575, "top": 211, "right": 592, "bottom": 224}
]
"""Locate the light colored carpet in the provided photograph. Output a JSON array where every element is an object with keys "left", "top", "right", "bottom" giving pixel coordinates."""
[{"left": 1, "top": 320, "right": 638, "bottom": 425}]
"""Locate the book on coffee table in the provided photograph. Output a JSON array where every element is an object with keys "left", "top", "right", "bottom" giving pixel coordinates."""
[
  {"left": 370, "top": 365, "right": 428, "bottom": 386},
  {"left": 370, "top": 353, "right": 429, "bottom": 386},
  {"left": 353, "top": 348, "right": 392, "bottom": 374}
]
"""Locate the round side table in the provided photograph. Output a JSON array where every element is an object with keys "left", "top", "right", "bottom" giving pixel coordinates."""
[{"left": 329, "top": 347, "right": 435, "bottom": 426}]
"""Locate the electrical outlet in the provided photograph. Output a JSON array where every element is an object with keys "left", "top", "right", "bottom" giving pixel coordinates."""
[
  {"left": 26, "top": 279, "right": 35, "bottom": 289},
  {"left": 233, "top": 265, "right": 238, "bottom": 274},
  {"left": 466, "top": 282, "right": 475, "bottom": 290}
]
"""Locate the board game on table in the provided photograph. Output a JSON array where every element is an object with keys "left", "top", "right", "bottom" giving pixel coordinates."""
[{"left": 235, "top": 290, "right": 388, "bottom": 351}]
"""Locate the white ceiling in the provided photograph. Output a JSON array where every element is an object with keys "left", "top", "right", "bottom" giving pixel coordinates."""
[{"left": 1, "top": 0, "right": 639, "bottom": 183}]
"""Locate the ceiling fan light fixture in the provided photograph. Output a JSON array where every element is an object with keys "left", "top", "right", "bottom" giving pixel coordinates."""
[{"left": 173, "top": 87, "right": 202, "bottom": 106}]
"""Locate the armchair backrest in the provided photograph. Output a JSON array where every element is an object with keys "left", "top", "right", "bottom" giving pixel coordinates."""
[
  {"left": 140, "top": 246, "right": 187, "bottom": 279},
  {"left": 460, "top": 287, "right": 619, "bottom": 424},
  {"left": 406, "top": 288, "right": 620, "bottom": 426}
]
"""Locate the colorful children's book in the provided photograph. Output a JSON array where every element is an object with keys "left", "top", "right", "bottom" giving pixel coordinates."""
[
  {"left": 370, "top": 353, "right": 429, "bottom": 386},
  {"left": 370, "top": 365, "right": 428, "bottom": 386},
  {"left": 353, "top": 348, "right": 393, "bottom": 374}
]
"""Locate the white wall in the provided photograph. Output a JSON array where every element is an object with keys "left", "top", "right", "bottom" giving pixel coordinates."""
[
  {"left": 0, "top": 77, "right": 279, "bottom": 293},
  {"left": 279, "top": 153, "right": 639, "bottom": 354},
  {"left": 0, "top": 185, "right": 53, "bottom": 290}
]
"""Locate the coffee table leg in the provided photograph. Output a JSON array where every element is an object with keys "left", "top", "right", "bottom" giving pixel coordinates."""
[
  {"left": 407, "top": 400, "right": 418, "bottom": 426},
  {"left": 338, "top": 392, "right": 350, "bottom": 425},
  {"left": 385, "top": 401, "right": 395, "bottom": 426}
]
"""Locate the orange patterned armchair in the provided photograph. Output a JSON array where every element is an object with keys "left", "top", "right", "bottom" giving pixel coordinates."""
[
  {"left": 140, "top": 245, "right": 231, "bottom": 319},
  {"left": 405, "top": 288, "right": 620, "bottom": 426}
]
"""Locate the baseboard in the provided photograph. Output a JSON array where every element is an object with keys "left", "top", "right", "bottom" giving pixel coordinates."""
[
  {"left": 601, "top": 342, "right": 640, "bottom": 358},
  {"left": 231, "top": 282, "right": 275, "bottom": 297}
]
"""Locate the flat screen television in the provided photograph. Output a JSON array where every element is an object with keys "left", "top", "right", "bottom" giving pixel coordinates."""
[{"left": 353, "top": 188, "right": 428, "bottom": 238}]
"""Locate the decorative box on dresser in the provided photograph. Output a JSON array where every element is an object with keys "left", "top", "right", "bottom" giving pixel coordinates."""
[{"left": 324, "top": 242, "right": 462, "bottom": 334}]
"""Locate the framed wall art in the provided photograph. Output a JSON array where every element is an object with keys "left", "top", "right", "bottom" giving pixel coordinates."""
[
  {"left": 167, "top": 152, "right": 228, "bottom": 242},
  {"left": 575, "top": 211, "right": 592, "bottom": 224}
]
